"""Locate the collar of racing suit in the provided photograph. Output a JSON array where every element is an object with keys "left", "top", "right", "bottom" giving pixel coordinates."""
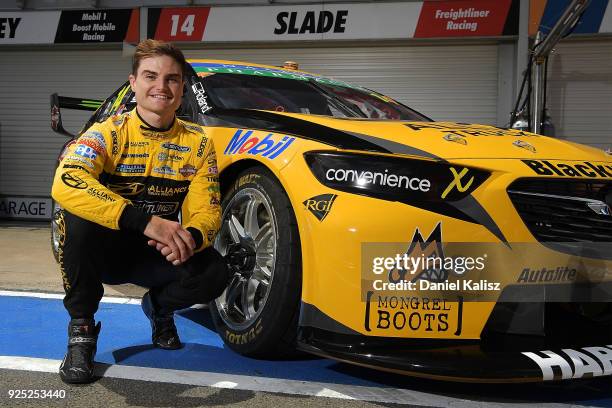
[{"left": 133, "top": 108, "right": 177, "bottom": 136}]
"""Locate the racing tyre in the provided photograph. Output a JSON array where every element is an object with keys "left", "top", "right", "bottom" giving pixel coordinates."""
[
  {"left": 51, "top": 200, "right": 65, "bottom": 264},
  {"left": 211, "top": 167, "right": 301, "bottom": 357}
]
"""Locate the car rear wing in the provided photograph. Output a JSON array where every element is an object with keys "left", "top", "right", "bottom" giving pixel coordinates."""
[{"left": 50, "top": 93, "right": 103, "bottom": 138}]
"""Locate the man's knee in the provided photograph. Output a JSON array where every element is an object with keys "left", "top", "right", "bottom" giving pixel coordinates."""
[
  {"left": 63, "top": 212, "right": 107, "bottom": 253},
  {"left": 188, "top": 247, "right": 230, "bottom": 301}
]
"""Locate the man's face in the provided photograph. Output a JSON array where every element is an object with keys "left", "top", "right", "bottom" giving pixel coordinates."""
[{"left": 129, "top": 55, "right": 184, "bottom": 118}]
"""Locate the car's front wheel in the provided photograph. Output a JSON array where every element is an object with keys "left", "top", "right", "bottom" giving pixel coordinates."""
[{"left": 211, "top": 167, "right": 301, "bottom": 357}]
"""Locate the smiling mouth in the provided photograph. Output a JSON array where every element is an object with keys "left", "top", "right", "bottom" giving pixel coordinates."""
[{"left": 151, "top": 95, "right": 171, "bottom": 100}]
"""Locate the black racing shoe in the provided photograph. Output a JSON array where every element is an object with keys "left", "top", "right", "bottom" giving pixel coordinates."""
[
  {"left": 59, "top": 318, "right": 101, "bottom": 384},
  {"left": 141, "top": 291, "right": 182, "bottom": 350}
]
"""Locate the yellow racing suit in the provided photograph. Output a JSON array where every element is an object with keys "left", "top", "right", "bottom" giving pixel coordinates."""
[{"left": 52, "top": 109, "right": 220, "bottom": 252}]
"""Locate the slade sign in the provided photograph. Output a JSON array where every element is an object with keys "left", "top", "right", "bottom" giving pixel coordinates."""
[{"left": 274, "top": 10, "right": 348, "bottom": 34}]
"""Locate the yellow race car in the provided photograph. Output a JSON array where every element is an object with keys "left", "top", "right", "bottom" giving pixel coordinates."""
[{"left": 51, "top": 60, "right": 612, "bottom": 383}]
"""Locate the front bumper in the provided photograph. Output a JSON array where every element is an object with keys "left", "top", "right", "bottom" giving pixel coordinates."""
[{"left": 297, "top": 326, "right": 612, "bottom": 383}]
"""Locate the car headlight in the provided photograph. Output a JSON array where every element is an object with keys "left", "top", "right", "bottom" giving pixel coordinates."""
[{"left": 304, "top": 151, "right": 490, "bottom": 208}]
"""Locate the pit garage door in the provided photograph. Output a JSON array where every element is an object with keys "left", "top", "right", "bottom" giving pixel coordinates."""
[
  {"left": 0, "top": 43, "right": 499, "bottom": 203},
  {"left": 546, "top": 38, "right": 612, "bottom": 151},
  {"left": 0, "top": 49, "right": 131, "bottom": 203}
]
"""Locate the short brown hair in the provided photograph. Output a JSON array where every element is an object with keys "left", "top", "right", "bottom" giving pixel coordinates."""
[{"left": 132, "top": 39, "right": 187, "bottom": 77}]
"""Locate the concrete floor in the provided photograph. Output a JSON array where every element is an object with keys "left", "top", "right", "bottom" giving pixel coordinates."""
[{"left": 0, "top": 222, "right": 145, "bottom": 298}]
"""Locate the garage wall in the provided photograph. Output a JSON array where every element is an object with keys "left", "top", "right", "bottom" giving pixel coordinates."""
[
  {"left": 0, "top": 49, "right": 131, "bottom": 197},
  {"left": 546, "top": 39, "right": 612, "bottom": 150}
]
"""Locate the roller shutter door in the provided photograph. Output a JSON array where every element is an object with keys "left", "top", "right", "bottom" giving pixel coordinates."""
[
  {"left": 546, "top": 39, "right": 612, "bottom": 150},
  {"left": 0, "top": 49, "right": 131, "bottom": 198}
]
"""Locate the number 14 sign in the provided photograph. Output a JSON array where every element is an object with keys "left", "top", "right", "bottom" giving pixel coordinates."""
[{"left": 153, "top": 7, "right": 211, "bottom": 41}]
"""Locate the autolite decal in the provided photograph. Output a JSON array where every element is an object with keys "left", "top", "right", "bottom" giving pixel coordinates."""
[{"left": 224, "top": 129, "right": 295, "bottom": 159}]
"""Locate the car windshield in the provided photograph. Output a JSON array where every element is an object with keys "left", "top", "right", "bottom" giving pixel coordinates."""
[{"left": 196, "top": 67, "right": 429, "bottom": 121}]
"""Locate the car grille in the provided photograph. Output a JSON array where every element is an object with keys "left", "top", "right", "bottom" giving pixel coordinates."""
[
  {"left": 481, "top": 283, "right": 612, "bottom": 346},
  {"left": 507, "top": 178, "right": 612, "bottom": 243}
]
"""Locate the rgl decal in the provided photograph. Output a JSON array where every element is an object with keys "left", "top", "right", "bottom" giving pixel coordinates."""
[{"left": 303, "top": 194, "right": 337, "bottom": 221}]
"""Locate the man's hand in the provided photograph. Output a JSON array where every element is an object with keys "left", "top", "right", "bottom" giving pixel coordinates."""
[{"left": 143, "top": 216, "right": 195, "bottom": 265}]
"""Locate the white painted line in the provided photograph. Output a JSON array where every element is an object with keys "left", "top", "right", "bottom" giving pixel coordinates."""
[
  {"left": 0, "top": 355, "right": 464, "bottom": 406},
  {"left": 211, "top": 381, "right": 238, "bottom": 389},
  {"left": 0, "top": 356, "right": 60, "bottom": 373},
  {"left": 315, "top": 388, "right": 355, "bottom": 400},
  {"left": 0, "top": 290, "right": 141, "bottom": 305},
  {"left": 0, "top": 357, "right": 604, "bottom": 407},
  {"left": 0, "top": 290, "right": 209, "bottom": 309}
]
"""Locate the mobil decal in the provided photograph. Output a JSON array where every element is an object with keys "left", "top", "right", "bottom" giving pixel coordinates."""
[{"left": 224, "top": 129, "right": 295, "bottom": 159}]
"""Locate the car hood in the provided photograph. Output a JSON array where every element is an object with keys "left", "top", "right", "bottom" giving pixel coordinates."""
[
  {"left": 211, "top": 109, "right": 609, "bottom": 162},
  {"left": 281, "top": 112, "right": 611, "bottom": 161}
]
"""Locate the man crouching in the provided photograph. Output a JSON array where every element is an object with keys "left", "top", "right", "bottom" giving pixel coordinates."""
[{"left": 51, "top": 39, "right": 229, "bottom": 384}]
